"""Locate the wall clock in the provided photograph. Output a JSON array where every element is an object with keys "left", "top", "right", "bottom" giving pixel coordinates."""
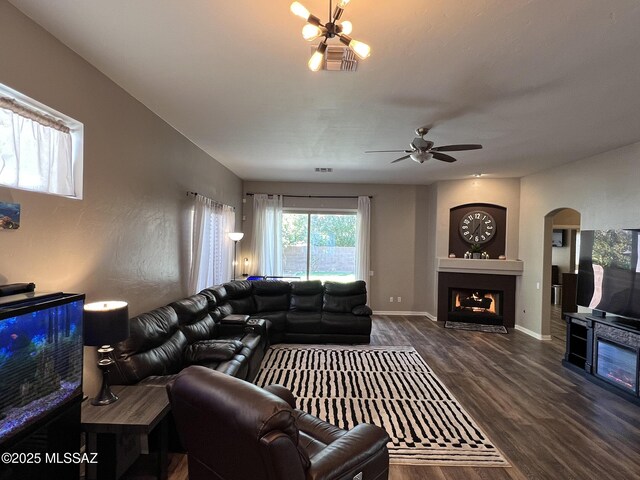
[{"left": 459, "top": 210, "right": 496, "bottom": 244}]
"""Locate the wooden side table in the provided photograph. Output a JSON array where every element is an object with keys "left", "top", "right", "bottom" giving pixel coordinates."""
[{"left": 81, "top": 385, "right": 171, "bottom": 480}]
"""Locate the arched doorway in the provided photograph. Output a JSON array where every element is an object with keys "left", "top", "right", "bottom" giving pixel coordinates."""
[{"left": 541, "top": 208, "right": 581, "bottom": 340}]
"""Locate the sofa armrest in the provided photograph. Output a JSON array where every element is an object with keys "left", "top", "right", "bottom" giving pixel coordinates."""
[
  {"left": 220, "top": 314, "right": 250, "bottom": 325},
  {"left": 352, "top": 305, "right": 372, "bottom": 316},
  {"left": 264, "top": 384, "right": 297, "bottom": 409},
  {"left": 307, "top": 424, "right": 389, "bottom": 480},
  {"left": 184, "top": 339, "right": 243, "bottom": 364}
]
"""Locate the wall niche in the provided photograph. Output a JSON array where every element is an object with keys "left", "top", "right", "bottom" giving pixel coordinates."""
[{"left": 449, "top": 203, "right": 507, "bottom": 259}]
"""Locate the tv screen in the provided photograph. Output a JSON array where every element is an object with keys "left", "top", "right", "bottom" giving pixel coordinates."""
[
  {"left": 552, "top": 230, "right": 564, "bottom": 247},
  {"left": 577, "top": 230, "right": 640, "bottom": 319}
]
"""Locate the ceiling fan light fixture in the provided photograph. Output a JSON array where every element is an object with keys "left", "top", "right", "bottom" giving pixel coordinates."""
[
  {"left": 308, "top": 42, "right": 328, "bottom": 71},
  {"left": 410, "top": 152, "right": 433, "bottom": 163}
]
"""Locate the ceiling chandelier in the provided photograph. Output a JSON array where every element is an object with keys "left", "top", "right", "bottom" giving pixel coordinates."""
[{"left": 290, "top": 0, "right": 371, "bottom": 71}]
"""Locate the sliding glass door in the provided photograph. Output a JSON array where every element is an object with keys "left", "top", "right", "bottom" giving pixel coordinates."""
[{"left": 282, "top": 212, "right": 356, "bottom": 282}]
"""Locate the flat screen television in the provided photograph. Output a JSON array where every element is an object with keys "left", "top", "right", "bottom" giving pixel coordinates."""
[
  {"left": 577, "top": 229, "right": 640, "bottom": 320},
  {"left": 0, "top": 292, "right": 84, "bottom": 447},
  {"left": 552, "top": 229, "right": 565, "bottom": 247}
]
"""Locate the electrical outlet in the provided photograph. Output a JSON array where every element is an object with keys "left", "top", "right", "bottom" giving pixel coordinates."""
[
  {"left": 536, "top": 282, "right": 540, "bottom": 290},
  {"left": 389, "top": 297, "right": 394, "bottom": 303},
  {"left": 370, "top": 270, "right": 374, "bottom": 276},
  {"left": 397, "top": 296, "right": 402, "bottom": 303}
]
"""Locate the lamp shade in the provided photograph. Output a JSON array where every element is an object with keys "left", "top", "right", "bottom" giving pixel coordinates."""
[
  {"left": 83, "top": 301, "right": 130, "bottom": 346},
  {"left": 228, "top": 232, "right": 244, "bottom": 241}
]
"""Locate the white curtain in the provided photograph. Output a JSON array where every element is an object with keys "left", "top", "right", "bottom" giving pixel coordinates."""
[
  {"left": 250, "top": 194, "right": 283, "bottom": 276},
  {"left": 355, "top": 196, "right": 371, "bottom": 289},
  {"left": 188, "top": 194, "right": 235, "bottom": 294},
  {"left": 0, "top": 107, "right": 74, "bottom": 195}
]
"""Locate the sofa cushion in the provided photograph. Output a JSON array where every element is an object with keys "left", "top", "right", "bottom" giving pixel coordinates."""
[
  {"left": 252, "top": 281, "right": 290, "bottom": 312},
  {"left": 323, "top": 281, "right": 367, "bottom": 313},
  {"left": 286, "top": 312, "right": 323, "bottom": 334},
  {"left": 118, "top": 305, "right": 181, "bottom": 354},
  {"left": 290, "top": 280, "right": 323, "bottom": 312},
  {"left": 170, "top": 294, "right": 218, "bottom": 343},
  {"left": 290, "top": 293, "right": 323, "bottom": 312},
  {"left": 291, "top": 280, "right": 323, "bottom": 295},
  {"left": 209, "top": 285, "right": 228, "bottom": 305},
  {"left": 112, "top": 306, "right": 188, "bottom": 384},
  {"left": 224, "top": 281, "right": 256, "bottom": 314},
  {"left": 252, "top": 280, "right": 292, "bottom": 296},
  {"left": 255, "top": 294, "right": 290, "bottom": 312},
  {"left": 198, "top": 288, "right": 219, "bottom": 311}
]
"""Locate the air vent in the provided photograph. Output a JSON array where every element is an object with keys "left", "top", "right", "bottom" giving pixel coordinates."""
[
  {"left": 315, "top": 167, "right": 333, "bottom": 173},
  {"left": 309, "top": 45, "right": 358, "bottom": 71}
]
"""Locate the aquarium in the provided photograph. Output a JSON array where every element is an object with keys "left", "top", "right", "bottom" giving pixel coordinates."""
[{"left": 0, "top": 292, "right": 84, "bottom": 445}]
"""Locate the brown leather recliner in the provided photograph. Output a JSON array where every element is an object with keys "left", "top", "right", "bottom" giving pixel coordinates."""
[{"left": 167, "top": 366, "right": 390, "bottom": 480}]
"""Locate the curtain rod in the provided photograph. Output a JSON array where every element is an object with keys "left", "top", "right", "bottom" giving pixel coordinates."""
[
  {"left": 187, "top": 191, "right": 235, "bottom": 210},
  {"left": 0, "top": 97, "right": 70, "bottom": 133},
  {"left": 245, "top": 193, "right": 372, "bottom": 199}
]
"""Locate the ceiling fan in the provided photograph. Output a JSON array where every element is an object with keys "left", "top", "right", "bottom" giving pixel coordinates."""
[{"left": 365, "top": 127, "right": 483, "bottom": 164}]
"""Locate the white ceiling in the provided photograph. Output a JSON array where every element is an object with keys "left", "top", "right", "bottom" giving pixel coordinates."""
[{"left": 8, "top": 0, "right": 640, "bottom": 185}]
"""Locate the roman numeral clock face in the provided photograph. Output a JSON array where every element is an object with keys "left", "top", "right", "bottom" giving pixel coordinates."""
[{"left": 459, "top": 210, "right": 496, "bottom": 244}]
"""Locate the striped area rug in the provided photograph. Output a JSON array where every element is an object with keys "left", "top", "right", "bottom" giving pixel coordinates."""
[{"left": 254, "top": 345, "right": 509, "bottom": 467}]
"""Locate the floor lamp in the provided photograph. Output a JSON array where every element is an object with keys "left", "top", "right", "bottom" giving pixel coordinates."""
[{"left": 228, "top": 232, "right": 244, "bottom": 280}]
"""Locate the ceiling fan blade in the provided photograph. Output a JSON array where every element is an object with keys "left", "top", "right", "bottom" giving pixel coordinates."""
[
  {"left": 391, "top": 155, "right": 411, "bottom": 164},
  {"left": 365, "top": 150, "right": 410, "bottom": 153},
  {"left": 431, "top": 144, "right": 483, "bottom": 152},
  {"left": 432, "top": 152, "right": 457, "bottom": 163}
]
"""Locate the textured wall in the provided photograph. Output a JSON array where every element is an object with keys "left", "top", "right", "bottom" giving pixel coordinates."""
[
  {"left": 518, "top": 142, "right": 640, "bottom": 336},
  {"left": 0, "top": 1, "right": 243, "bottom": 394},
  {"left": 242, "top": 181, "right": 435, "bottom": 314}
]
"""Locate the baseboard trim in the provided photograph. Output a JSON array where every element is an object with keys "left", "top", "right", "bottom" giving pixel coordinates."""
[
  {"left": 514, "top": 325, "right": 552, "bottom": 341},
  {"left": 373, "top": 311, "right": 436, "bottom": 321}
]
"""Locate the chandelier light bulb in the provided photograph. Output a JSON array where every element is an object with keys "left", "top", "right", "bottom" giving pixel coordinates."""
[
  {"left": 290, "top": 2, "right": 310, "bottom": 20},
  {"left": 338, "top": 0, "right": 351, "bottom": 8},
  {"left": 302, "top": 24, "right": 322, "bottom": 41},
  {"left": 340, "top": 21, "right": 353, "bottom": 35},
  {"left": 308, "top": 50, "right": 325, "bottom": 71},
  {"left": 349, "top": 39, "right": 371, "bottom": 59},
  {"left": 291, "top": 2, "right": 310, "bottom": 20}
]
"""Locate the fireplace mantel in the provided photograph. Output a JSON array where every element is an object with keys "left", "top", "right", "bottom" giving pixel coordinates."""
[{"left": 437, "top": 258, "right": 524, "bottom": 276}]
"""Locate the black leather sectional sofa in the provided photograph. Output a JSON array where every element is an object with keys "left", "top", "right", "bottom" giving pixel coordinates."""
[{"left": 111, "top": 280, "right": 372, "bottom": 386}]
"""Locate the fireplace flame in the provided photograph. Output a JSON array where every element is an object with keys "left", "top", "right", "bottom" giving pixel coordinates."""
[{"left": 454, "top": 292, "right": 498, "bottom": 314}]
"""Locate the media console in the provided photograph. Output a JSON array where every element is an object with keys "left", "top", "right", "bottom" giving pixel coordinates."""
[{"left": 563, "top": 312, "right": 640, "bottom": 404}]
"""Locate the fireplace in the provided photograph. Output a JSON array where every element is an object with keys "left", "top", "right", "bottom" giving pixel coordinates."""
[
  {"left": 438, "top": 272, "right": 516, "bottom": 327},
  {"left": 595, "top": 338, "right": 638, "bottom": 393},
  {"left": 449, "top": 289, "right": 504, "bottom": 325}
]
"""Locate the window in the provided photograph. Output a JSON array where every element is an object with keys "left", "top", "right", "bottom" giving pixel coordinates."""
[
  {"left": 188, "top": 194, "right": 235, "bottom": 294},
  {"left": 282, "top": 211, "right": 357, "bottom": 281},
  {"left": 0, "top": 83, "right": 83, "bottom": 198}
]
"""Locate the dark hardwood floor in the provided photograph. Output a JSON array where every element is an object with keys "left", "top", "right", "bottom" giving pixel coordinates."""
[
  {"left": 129, "top": 314, "right": 640, "bottom": 480},
  {"left": 550, "top": 304, "right": 565, "bottom": 342}
]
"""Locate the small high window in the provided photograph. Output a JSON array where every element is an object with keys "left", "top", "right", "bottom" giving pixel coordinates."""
[{"left": 0, "top": 84, "right": 83, "bottom": 199}]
